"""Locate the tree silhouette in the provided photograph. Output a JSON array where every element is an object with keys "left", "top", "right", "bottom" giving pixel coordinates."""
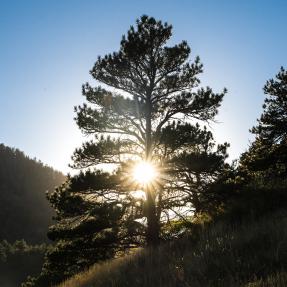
[
  {"left": 203, "top": 67, "right": 287, "bottom": 225},
  {"left": 251, "top": 67, "right": 287, "bottom": 145},
  {"left": 240, "top": 67, "right": 287, "bottom": 180},
  {"left": 73, "top": 15, "right": 226, "bottom": 245}
]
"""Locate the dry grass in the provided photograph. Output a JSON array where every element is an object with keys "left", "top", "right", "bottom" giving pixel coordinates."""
[
  {"left": 244, "top": 272, "right": 287, "bottom": 286},
  {"left": 58, "top": 210, "right": 287, "bottom": 287}
]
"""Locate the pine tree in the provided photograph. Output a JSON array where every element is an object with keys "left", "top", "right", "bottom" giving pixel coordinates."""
[
  {"left": 241, "top": 67, "right": 287, "bottom": 180},
  {"left": 22, "top": 170, "right": 144, "bottom": 286},
  {"left": 73, "top": 15, "right": 226, "bottom": 245},
  {"left": 251, "top": 67, "right": 287, "bottom": 145}
]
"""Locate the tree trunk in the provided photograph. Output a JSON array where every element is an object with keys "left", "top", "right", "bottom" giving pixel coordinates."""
[
  {"left": 145, "top": 92, "right": 159, "bottom": 246},
  {"left": 146, "top": 185, "right": 159, "bottom": 246}
]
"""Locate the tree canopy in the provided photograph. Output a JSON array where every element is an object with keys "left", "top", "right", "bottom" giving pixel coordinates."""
[
  {"left": 240, "top": 67, "right": 287, "bottom": 180},
  {"left": 73, "top": 15, "right": 227, "bottom": 245}
]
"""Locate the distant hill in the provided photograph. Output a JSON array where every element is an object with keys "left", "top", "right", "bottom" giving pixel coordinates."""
[{"left": 0, "top": 144, "right": 66, "bottom": 243}]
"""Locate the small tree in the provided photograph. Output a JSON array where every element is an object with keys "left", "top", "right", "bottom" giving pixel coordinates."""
[
  {"left": 205, "top": 67, "right": 287, "bottom": 225},
  {"left": 251, "top": 67, "right": 287, "bottom": 145},
  {"left": 241, "top": 67, "right": 287, "bottom": 180},
  {"left": 22, "top": 171, "right": 141, "bottom": 287}
]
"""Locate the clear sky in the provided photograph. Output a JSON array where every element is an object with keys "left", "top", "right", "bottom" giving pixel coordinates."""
[{"left": 1, "top": 0, "right": 287, "bottom": 174}]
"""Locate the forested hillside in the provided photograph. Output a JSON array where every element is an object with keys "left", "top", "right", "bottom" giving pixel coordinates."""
[{"left": 0, "top": 144, "right": 65, "bottom": 243}]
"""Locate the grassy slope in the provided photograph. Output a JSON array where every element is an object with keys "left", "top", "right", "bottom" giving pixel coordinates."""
[{"left": 58, "top": 210, "right": 287, "bottom": 287}]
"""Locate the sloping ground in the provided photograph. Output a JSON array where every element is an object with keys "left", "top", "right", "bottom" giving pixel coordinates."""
[
  {"left": 58, "top": 210, "right": 287, "bottom": 287},
  {"left": 244, "top": 272, "right": 287, "bottom": 286}
]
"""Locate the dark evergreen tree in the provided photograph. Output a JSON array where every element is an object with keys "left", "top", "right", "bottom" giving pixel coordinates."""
[
  {"left": 211, "top": 67, "right": 287, "bottom": 225},
  {"left": 251, "top": 67, "right": 287, "bottom": 145},
  {"left": 240, "top": 67, "right": 287, "bottom": 181},
  {"left": 73, "top": 15, "right": 227, "bottom": 245},
  {"left": 23, "top": 170, "right": 144, "bottom": 287}
]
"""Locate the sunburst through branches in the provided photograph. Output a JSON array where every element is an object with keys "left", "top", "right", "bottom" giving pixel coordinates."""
[{"left": 123, "top": 160, "right": 162, "bottom": 195}]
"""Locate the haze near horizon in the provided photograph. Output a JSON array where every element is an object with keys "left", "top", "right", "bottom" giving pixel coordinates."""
[{"left": 1, "top": 0, "right": 286, "bottom": 173}]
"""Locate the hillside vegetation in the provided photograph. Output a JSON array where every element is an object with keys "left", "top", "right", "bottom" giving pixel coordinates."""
[
  {"left": 0, "top": 143, "right": 65, "bottom": 243},
  {"left": 0, "top": 240, "right": 47, "bottom": 287},
  {"left": 0, "top": 144, "right": 65, "bottom": 286},
  {"left": 58, "top": 209, "right": 287, "bottom": 287}
]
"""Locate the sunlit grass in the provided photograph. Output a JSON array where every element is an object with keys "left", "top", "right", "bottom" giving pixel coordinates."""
[
  {"left": 244, "top": 272, "right": 287, "bottom": 287},
  {"left": 57, "top": 210, "right": 287, "bottom": 287}
]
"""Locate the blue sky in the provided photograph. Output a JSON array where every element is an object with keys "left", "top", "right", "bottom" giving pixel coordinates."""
[{"left": 1, "top": 0, "right": 287, "bottom": 173}]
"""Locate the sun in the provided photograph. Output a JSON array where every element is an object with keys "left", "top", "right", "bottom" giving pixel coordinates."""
[{"left": 132, "top": 161, "right": 158, "bottom": 186}]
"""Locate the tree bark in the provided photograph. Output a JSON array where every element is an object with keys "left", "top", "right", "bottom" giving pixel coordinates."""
[
  {"left": 146, "top": 185, "right": 159, "bottom": 246},
  {"left": 145, "top": 92, "right": 159, "bottom": 246}
]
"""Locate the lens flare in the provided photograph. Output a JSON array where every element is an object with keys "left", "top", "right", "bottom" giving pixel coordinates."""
[{"left": 132, "top": 161, "right": 157, "bottom": 185}]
